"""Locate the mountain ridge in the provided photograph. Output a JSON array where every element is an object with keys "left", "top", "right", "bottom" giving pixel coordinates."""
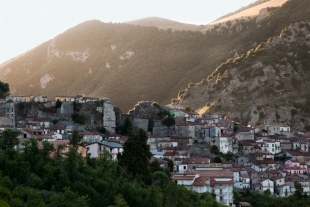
[
  {"left": 177, "top": 20, "right": 310, "bottom": 130},
  {"left": 0, "top": 0, "right": 309, "bottom": 116}
]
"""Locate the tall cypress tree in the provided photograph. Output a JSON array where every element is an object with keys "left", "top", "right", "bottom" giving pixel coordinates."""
[{"left": 119, "top": 128, "right": 152, "bottom": 186}]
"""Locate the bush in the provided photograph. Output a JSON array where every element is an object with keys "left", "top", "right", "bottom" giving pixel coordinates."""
[
  {"left": 96, "top": 126, "right": 106, "bottom": 133},
  {"left": 153, "top": 102, "right": 160, "bottom": 108},
  {"left": 73, "top": 101, "right": 82, "bottom": 112},
  {"left": 17, "top": 102, "right": 25, "bottom": 111},
  {"left": 214, "top": 156, "right": 222, "bottom": 163},
  {"left": 291, "top": 109, "right": 297, "bottom": 117},
  {"left": 72, "top": 113, "right": 87, "bottom": 124}
]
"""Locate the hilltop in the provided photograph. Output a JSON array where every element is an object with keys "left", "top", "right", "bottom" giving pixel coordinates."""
[
  {"left": 125, "top": 17, "right": 209, "bottom": 31},
  {"left": 125, "top": 0, "right": 288, "bottom": 32},
  {"left": 210, "top": 0, "right": 288, "bottom": 25}
]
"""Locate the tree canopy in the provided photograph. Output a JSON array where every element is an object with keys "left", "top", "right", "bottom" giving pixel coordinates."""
[
  {"left": 119, "top": 128, "right": 152, "bottom": 186},
  {"left": 0, "top": 129, "right": 20, "bottom": 151},
  {"left": 0, "top": 81, "right": 9, "bottom": 99},
  {"left": 0, "top": 130, "right": 225, "bottom": 207}
]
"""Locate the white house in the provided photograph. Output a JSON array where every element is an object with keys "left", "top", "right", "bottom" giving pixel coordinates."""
[
  {"left": 257, "top": 140, "right": 281, "bottom": 154},
  {"left": 231, "top": 168, "right": 250, "bottom": 189},
  {"left": 80, "top": 132, "right": 102, "bottom": 143},
  {"left": 86, "top": 141, "right": 123, "bottom": 160},
  {"left": 254, "top": 178, "right": 274, "bottom": 195},
  {"left": 215, "top": 135, "right": 232, "bottom": 154},
  {"left": 268, "top": 124, "right": 290, "bottom": 136},
  {"left": 33, "top": 95, "right": 48, "bottom": 103},
  {"left": 173, "top": 169, "right": 233, "bottom": 206},
  {"left": 178, "top": 157, "right": 210, "bottom": 173},
  {"left": 270, "top": 176, "right": 290, "bottom": 197}
]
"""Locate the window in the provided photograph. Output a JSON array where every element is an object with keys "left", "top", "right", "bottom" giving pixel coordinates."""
[{"left": 183, "top": 166, "right": 187, "bottom": 170}]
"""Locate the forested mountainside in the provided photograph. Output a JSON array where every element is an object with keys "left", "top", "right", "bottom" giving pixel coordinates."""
[
  {"left": 177, "top": 20, "right": 310, "bottom": 130},
  {"left": 0, "top": 0, "right": 309, "bottom": 113}
]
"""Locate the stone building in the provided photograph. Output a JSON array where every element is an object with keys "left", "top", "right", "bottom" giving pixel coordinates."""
[
  {"left": 58, "top": 101, "right": 73, "bottom": 116},
  {"left": 103, "top": 98, "right": 116, "bottom": 134},
  {"left": 5, "top": 99, "right": 15, "bottom": 127}
]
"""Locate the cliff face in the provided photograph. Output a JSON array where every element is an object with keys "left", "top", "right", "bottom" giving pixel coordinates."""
[{"left": 177, "top": 21, "right": 310, "bottom": 130}]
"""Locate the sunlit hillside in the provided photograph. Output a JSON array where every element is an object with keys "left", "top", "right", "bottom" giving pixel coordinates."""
[{"left": 210, "top": 0, "right": 288, "bottom": 25}]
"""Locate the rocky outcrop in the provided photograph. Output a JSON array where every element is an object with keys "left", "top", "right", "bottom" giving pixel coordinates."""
[
  {"left": 129, "top": 101, "right": 161, "bottom": 119},
  {"left": 177, "top": 21, "right": 310, "bottom": 130},
  {"left": 256, "top": 8, "right": 269, "bottom": 22}
]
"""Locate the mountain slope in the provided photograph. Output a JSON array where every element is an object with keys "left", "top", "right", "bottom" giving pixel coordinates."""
[
  {"left": 0, "top": 21, "right": 213, "bottom": 111},
  {"left": 210, "top": 0, "right": 288, "bottom": 25},
  {"left": 0, "top": 0, "right": 309, "bottom": 113},
  {"left": 177, "top": 20, "right": 310, "bottom": 130}
]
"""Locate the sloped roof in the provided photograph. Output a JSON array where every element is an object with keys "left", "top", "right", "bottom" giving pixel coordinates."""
[
  {"left": 99, "top": 141, "right": 122, "bottom": 148},
  {"left": 181, "top": 156, "right": 210, "bottom": 164},
  {"left": 192, "top": 176, "right": 208, "bottom": 186}
]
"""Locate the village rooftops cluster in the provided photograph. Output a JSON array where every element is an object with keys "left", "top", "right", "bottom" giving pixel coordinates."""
[{"left": 2, "top": 97, "right": 310, "bottom": 206}]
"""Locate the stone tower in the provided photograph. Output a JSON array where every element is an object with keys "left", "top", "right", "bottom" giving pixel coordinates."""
[
  {"left": 103, "top": 98, "right": 116, "bottom": 134},
  {"left": 5, "top": 99, "right": 15, "bottom": 127}
]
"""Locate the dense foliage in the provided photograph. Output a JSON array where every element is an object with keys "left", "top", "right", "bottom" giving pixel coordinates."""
[
  {"left": 0, "top": 129, "right": 224, "bottom": 207},
  {"left": 0, "top": 81, "right": 9, "bottom": 99}
]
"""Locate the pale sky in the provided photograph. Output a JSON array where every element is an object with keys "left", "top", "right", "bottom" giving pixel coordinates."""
[{"left": 0, "top": 0, "right": 256, "bottom": 64}]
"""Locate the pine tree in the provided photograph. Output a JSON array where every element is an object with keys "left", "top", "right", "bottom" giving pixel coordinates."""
[{"left": 119, "top": 128, "right": 152, "bottom": 186}]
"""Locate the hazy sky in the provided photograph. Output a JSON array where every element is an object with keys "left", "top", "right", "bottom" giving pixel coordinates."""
[{"left": 0, "top": 0, "right": 256, "bottom": 64}]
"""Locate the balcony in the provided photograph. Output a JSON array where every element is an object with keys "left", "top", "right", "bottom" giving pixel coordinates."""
[
  {"left": 216, "top": 192, "right": 227, "bottom": 195},
  {"left": 214, "top": 186, "right": 227, "bottom": 189}
]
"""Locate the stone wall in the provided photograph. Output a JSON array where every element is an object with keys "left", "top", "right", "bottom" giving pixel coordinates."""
[
  {"left": 133, "top": 118, "right": 149, "bottom": 132},
  {"left": 58, "top": 101, "right": 73, "bottom": 116}
]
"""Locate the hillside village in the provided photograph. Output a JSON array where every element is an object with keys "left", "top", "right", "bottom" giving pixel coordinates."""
[{"left": 1, "top": 94, "right": 310, "bottom": 206}]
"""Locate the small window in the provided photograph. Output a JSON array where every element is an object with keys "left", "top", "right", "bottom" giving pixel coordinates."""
[{"left": 183, "top": 166, "right": 187, "bottom": 170}]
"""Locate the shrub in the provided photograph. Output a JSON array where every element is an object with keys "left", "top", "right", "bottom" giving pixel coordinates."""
[
  {"left": 17, "top": 102, "right": 25, "bottom": 111},
  {"left": 291, "top": 109, "right": 297, "bottom": 116},
  {"left": 72, "top": 113, "right": 87, "bottom": 124}
]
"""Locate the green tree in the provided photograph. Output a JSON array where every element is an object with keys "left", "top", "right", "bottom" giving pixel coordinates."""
[
  {"left": 0, "top": 129, "right": 20, "bottom": 151},
  {"left": 294, "top": 183, "right": 303, "bottom": 198},
  {"left": 69, "top": 129, "right": 83, "bottom": 148},
  {"left": 96, "top": 126, "right": 106, "bottom": 134},
  {"left": 214, "top": 156, "right": 222, "bottom": 163},
  {"left": 109, "top": 194, "right": 129, "bottom": 207},
  {"left": 162, "top": 117, "right": 175, "bottom": 127},
  {"left": 55, "top": 99, "right": 62, "bottom": 109},
  {"left": 163, "top": 158, "right": 174, "bottom": 173},
  {"left": 42, "top": 141, "right": 55, "bottom": 162},
  {"left": 150, "top": 160, "right": 163, "bottom": 173},
  {"left": 49, "top": 187, "right": 89, "bottom": 207},
  {"left": 211, "top": 145, "right": 219, "bottom": 154},
  {"left": 119, "top": 117, "right": 133, "bottom": 135},
  {"left": 0, "top": 81, "right": 9, "bottom": 99},
  {"left": 119, "top": 129, "right": 152, "bottom": 186},
  {"left": 17, "top": 102, "right": 25, "bottom": 111},
  {"left": 73, "top": 101, "right": 82, "bottom": 112},
  {"left": 71, "top": 113, "right": 86, "bottom": 124},
  {"left": 0, "top": 200, "right": 10, "bottom": 207}
]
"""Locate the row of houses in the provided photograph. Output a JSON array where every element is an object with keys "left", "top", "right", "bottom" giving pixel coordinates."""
[{"left": 5, "top": 94, "right": 104, "bottom": 103}]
